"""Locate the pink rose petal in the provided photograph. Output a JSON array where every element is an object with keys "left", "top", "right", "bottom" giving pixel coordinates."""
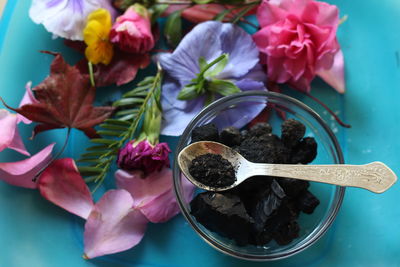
[
  {"left": 84, "top": 189, "right": 148, "bottom": 259},
  {"left": 317, "top": 49, "right": 345, "bottom": 93},
  {"left": 0, "top": 143, "right": 54, "bottom": 189},
  {"left": 115, "top": 168, "right": 195, "bottom": 223},
  {"left": 18, "top": 82, "right": 39, "bottom": 124},
  {"left": 0, "top": 109, "right": 30, "bottom": 156},
  {"left": 38, "top": 158, "right": 94, "bottom": 219}
]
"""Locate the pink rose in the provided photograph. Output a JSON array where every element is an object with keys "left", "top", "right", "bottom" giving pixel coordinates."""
[
  {"left": 253, "top": 0, "right": 345, "bottom": 92},
  {"left": 117, "top": 140, "right": 171, "bottom": 175},
  {"left": 110, "top": 4, "right": 155, "bottom": 53}
]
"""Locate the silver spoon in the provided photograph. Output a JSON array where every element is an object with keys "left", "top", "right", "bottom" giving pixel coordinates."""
[{"left": 177, "top": 141, "right": 397, "bottom": 193}]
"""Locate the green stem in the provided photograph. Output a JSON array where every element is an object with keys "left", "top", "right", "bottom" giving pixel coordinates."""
[
  {"left": 88, "top": 62, "right": 96, "bottom": 87},
  {"left": 199, "top": 54, "right": 227, "bottom": 77},
  {"left": 32, "top": 128, "right": 71, "bottom": 182}
]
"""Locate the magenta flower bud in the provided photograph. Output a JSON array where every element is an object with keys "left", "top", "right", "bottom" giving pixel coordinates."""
[
  {"left": 117, "top": 140, "right": 171, "bottom": 175},
  {"left": 110, "top": 4, "right": 155, "bottom": 53}
]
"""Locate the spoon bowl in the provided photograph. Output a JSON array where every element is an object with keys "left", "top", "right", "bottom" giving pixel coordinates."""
[{"left": 178, "top": 141, "right": 397, "bottom": 193}]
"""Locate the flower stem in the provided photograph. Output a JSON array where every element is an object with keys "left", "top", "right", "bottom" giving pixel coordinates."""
[
  {"left": 305, "top": 92, "right": 351, "bottom": 128},
  {"left": 199, "top": 54, "right": 227, "bottom": 77},
  {"left": 32, "top": 128, "right": 71, "bottom": 182},
  {"left": 88, "top": 62, "right": 96, "bottom": 87}
]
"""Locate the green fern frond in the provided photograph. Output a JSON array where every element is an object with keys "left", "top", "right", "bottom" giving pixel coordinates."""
[{"left": 78, "top": 68, "right": 164, "bottom": 191}]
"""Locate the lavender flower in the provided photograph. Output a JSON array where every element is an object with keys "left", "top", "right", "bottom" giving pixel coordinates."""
[
  {"left": 117, "top": 140, "right": 171, "bottom": 175},
  {"left": 158, "top": 21, "right": 268, "bottom": 136},
  {"left": 29, "top": 0, "right": 117, "bottom": 40}
]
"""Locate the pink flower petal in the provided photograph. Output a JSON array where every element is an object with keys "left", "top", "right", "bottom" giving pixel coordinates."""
[
  {"left": 83, "top": 189, "right": 148, "bottom": 259},
  {"left": 317, "top": 49, "right": 345, "bottom": 93},
  {"left": 38, "top": 158, "right": 94, "bottom": 219},
  {"left": 18, "top": 82, "right": 38, "bottom": 124},
  {"left": 115, "top": 168, "right": 195, "bottom": 223},
  {"left": 0, "top": 143, "right": 54, "bottom": 189},
  {"left": 0, "top": 109, "right": 30, "bottom": 156}
]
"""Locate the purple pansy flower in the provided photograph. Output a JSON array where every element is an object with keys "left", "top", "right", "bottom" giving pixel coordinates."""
[
  {"left": 158, "top": 21, "right": 268, "bottom": 136},
  {"left": 117, "top": 140, "right": 171, "bottom": 175},
  {"left": 29, "top": 0, "right": 117, "bottom": 40}
]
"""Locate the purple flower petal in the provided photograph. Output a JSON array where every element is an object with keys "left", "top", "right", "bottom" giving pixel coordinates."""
[
  {"left": 84, "top": 189, "right": 148, "bottom": 259},
  {"left": 29, "top": 0, "right": 117, "bottom": 40},
  {"left": 38, "top": 158, "right": 94, "bottom": 219},
  {"left": 0, "top": 143, "right": 55, "bottom": 189},
  {"left": 159, "top": 21, "right": 267, "bottom": 136}
]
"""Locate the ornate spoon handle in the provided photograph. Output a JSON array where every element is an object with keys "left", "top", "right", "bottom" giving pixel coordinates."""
[{"left": 251, "top": 162, "right": 397, "bottom": 193}]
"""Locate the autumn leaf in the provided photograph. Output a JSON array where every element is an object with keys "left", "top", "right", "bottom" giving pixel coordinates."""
[{"left": 2, "top": 51, "right": 115, "bottom": 138}]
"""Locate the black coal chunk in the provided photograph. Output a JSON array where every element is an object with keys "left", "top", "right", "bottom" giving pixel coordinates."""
[
  {"left": 248, "top": 122, "right": 272, "bottom": 137},
  {"left": 189, "top": 153, "right": 236, "bottom": 188},
  {"left": 272, "top": 221, "right": 300, "bottom": 245},
  {"left": 276, "top": 178, "right": 310, "bottom": 198},
  {"left": 220, "top": 126, "right": 242, "bottom": 147},
  {"left": 191, "top": 123, "right": 219, "bottom": 143},
  {"left": 295, "top": 190, "right": 320, "bottom": 214},
  {"left": 190, "top": 192, "right": 255, "bottom": 246},
  {"left": 281, "top": 119, "right": 306, "bottom": 148},
  {"left": 290, "top": 137, "right": 317, "bottom": 164}
]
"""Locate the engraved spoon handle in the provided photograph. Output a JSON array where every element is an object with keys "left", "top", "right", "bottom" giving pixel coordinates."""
[{"left": 250, "top": 162, "right": 397, "bottom": 193}]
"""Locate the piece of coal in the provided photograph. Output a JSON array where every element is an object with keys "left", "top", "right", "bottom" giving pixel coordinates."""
[
  {"left": 273, "top": 221, "right": 300, "bottom": 245},
  {"left": 290, "top": 137, "right": 317, "bottom": 164},
  {"left": 191, "top": 123, "right": 219, "bottom": 143},
  {"left": 276, "top": 178, "right": 310, "bottom": 198},
  {"left": 190, "top": 192, "right": 255, "bottom": 246},
  {"left": 295, "top": 190, "right": 320, "bottom": 214},
  {"left": 281, "top": 119, "right": 306, "bottom": 148},
  {"left": 220, "top": 126, "right": 241, "bottom": 147},
  {"left": 249, "top": 122, "right": 272, "bottom": 137},
  {"left": 189, "top": 153, "right": 236, "bottom": 188}
]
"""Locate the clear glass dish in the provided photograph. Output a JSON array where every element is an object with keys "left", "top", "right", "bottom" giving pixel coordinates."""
[{"left": 172, "top": 91, "right": 345, "bottom": 261}]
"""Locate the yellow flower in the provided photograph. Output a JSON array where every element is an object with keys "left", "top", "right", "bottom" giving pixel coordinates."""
[{"left": 83, "top": 9, "right": 113, "bottom": 65}]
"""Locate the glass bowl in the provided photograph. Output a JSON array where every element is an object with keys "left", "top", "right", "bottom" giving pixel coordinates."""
[{"left": 172, "top": 91, "right": 345, "bottom": 261}]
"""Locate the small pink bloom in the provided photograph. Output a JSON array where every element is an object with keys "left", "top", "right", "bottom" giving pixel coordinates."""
[
  {"left": 115, "top": 168, "right": 195, "bottom": 223},
  {"left": 110, "top": 4, "right": 155, "bottom": 53},
  {"left": 38, "top": 158, "right": 94, "bottom": 219},
  {"left": 0, "top": 109, "right": 30, "bottom": 156},
  {"left": 253, "top": 0, "right": 344, "bottom": 92},
  {"left": 83, "top": 189, "right": 148, "bottom": 259},
  {"left": 0, "top": 143, "right": 54, "bottom": 189},
  {"left": 117, "top": 140, "right": 171, "bottom": 175}
]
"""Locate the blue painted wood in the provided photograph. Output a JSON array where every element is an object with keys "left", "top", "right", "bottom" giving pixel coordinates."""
[{"left": 0, "top": 1, "right": 399, "bottom": 266}]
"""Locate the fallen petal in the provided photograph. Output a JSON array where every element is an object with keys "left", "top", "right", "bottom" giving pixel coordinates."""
[
  {"left": 0, "top": 143, "right": 54, "bottom": 189},
  {"left": 317, "top": 49, "right": 346, "bottom": 93},
  {"left": 84, "top": 189, "right": 148, "bottom": 259},
  {"left": 18, "top": 81, "right": 39, "bottom": 124},
  {"left": 115, "top": 168, "right": 195, "bottom": 223},
  {"left": 38, "top": 158, "right": 94, "bottom": 219},
  {"left": 0, "top": 109, "right": 30, "bottom": 156}
]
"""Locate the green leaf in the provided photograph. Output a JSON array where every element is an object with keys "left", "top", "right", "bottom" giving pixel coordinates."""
[
  {"left": 177, "top": 84, "right": 200, "bottom": 100},
  {"left": 113, "top": 98, "right": 144, "bottom": 107},
  {"left": 100, "top": 124, "right": 129, "bottom": 131},
  {"left": 138, "top": 76, "right": 155, "bottom": 86},
  {"left": 149, "top": 4, "right": 169, "bottom": 24},
  {"left": 208, "top": 79, "right": 241, "bottom": 96},
  {"left": 194, "top": 0, "right": 212, "bottom": 3},
  {"left": 231, "top": 4, "right": 257, "bottom": 24},
  {"left": 81, "top": 151, "right": 108, "bottom": 158},
  {"left": 104, "top": 119, "right": 131, "bottom": 126},
  {"left": 115, "top": 109, "right": 139, "bottom": 117},
  {"left": 204, "top": 54, "right": 229, "bottom": 78},
  {"left": 164, "top": 10, "right": 182, "bottom": 47},
  {"left": 198, "top": 57, "right": 208, "bottom": 70},
  {"left": 213, "top": 8, "right": 232, "bottom": 21},
  {"left": 118, "top": 114, "right": 137, "bottom": 121},
  {"left": 78, "top": 166, "right": 103, "bottom": 176},
  {"left": 87, "top": 145, "right": 109, "bottom": 151},
  {"left": 90, "top": 138, "right": 116, "bottom": 145}
]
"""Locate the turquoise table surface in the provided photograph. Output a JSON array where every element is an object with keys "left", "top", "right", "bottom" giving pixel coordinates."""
[{"left": 1, "top": 1, "right": 399, "bottom": 266}]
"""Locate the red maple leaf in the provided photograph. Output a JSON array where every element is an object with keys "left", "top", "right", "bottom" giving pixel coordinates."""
[{"left": 2, "top": 51, "right": 115, "bottom": 138}]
